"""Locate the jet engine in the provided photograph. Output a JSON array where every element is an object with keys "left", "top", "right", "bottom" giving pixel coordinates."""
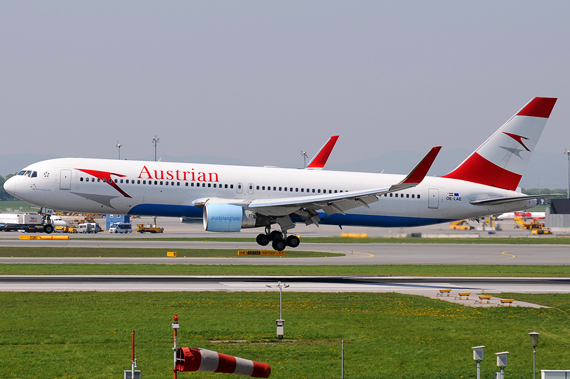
[{"left": 203, "top": 203, "right": 258, "bottom": 232}]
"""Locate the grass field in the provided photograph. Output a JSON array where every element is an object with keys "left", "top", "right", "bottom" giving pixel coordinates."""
[
  {"left": 1, "top": 291, "right": 569, "bottom": 378},
  {"left": 0, "top": 246, "right": 337, "bottom": 258},
  {"left": 3, "top": 263, "right": 570, "bottom": 277},
  {"left": 0, "top": 200, "right": 37, "bottom": 213}
]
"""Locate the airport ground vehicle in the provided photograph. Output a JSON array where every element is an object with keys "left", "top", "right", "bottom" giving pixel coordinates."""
[
  {"left": 514, "top": 217, "right": 552, "bottom": 234},
  {"left": 77, "top": 223, "right": 100, "bottom": 233},
  {"left": 109, "top": 222, "right": 132, "bottom": 233},
  {"left": 55, "top": 225, "right": 78, "bottom": 233},
  {"left": 448, "top": 219, "right": 474, "bottom": 230},
  {"left": 0, "top": 213, "right": 54, "bottom": 233},
  {"left": 137, "top": 223, "right": 164, "bottom": 233}
]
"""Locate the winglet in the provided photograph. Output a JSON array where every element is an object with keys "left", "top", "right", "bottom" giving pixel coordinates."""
[
  {"left": 305, "top": 136, "right": 339, "bottom": 169},
  {"left": 389, "top": 146, "right": 441, "bottom": 191}
]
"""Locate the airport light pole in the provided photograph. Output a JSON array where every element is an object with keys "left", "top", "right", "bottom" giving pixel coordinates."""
[
  {"left": 564, "top": 150, "right": 570, "bottom": 199},
  {"left": 116, "top": 142, "right": 122, "bottom": 160},
  {"left": 266, "top": 281, "right": 289, "bottom": 339},
  {"left": 151, "top": 135, "right": 160, "bottom": 227},
  {"left": 529, "top": 332, "right": 539, "bottom": 379},
  {"left": 301, "top": 151, "right": 308, "bottom": 168},
  {"left": 152, "top": 135, "right": 160, "bottom": 161}
]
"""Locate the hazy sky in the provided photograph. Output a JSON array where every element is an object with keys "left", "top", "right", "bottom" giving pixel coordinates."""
[{"left": 1, "top": 1, "right": 569, "bottom": 173}]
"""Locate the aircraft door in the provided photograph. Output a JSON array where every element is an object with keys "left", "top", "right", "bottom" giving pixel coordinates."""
[
  {"left": 428, "top": 188, "right": 439, "bottom": 209},
  {"left": 236, "top": 183, "right": 243, "bottom": 194},
  {"left": 248, "top": 183, "right": 254, "bottom": 194},
  {"left": 60, "top": 169, "right": 72, "bottom": 190}
]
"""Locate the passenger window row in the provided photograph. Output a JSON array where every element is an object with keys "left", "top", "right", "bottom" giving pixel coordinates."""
[
  {"left": 78, "top": 177, "right": 420, "bottom": 198},
  {"left": 383, "top": 193, "right": 421, "bottom": 199},
  {"left": 255, "top": 185, "right": 347, "bottom": 194},
  {"left": 79, "top": 177, "right": 234, "bottom": 189}
]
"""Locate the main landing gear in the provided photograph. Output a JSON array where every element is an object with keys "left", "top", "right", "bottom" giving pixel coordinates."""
[{"left": 256, "top": 227, "right": 300, "bottom": 251}]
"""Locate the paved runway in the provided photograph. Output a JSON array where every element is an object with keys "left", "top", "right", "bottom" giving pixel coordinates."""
[
  {"left": 0, "top": 240, "right": 568, "bottom": 265},
  {"left": 0, "top": 275, "right": 564, "bottom": 307}
]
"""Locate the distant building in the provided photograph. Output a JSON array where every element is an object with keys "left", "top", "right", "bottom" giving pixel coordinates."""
[
  {"left": 105, "top": 214, "right": 130, "bottom": 230},
  {"left": 545, "top": 199, "right": 570, "bottom": 231}
]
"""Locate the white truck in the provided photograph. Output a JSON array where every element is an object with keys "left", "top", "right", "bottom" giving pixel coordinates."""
[
  {"left": 109, "top": 222, "right": 132, "bottom": 233},
  {"left": 77, "top": 223, "right": 99, "bottom": 234},
  {"left": 0, "top": 213, "right": 55, "bottom": 233}
]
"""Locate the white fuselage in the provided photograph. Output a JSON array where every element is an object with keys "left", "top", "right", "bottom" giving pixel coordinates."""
[{"left": 5, "top": 158, "right": 537, "bottom": 229}]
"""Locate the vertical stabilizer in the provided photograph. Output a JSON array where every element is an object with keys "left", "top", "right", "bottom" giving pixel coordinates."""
[{"left": 442, "top": 97, "right": 557, "bottom": 190}]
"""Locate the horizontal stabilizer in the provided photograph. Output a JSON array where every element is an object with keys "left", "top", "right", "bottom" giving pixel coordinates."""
[{"left": 470, "top": 194, "right": 562, "bottom": 206}]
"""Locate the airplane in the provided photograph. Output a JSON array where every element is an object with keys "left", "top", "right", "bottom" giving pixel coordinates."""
[
  {"left": 4, "top": 97, "right": 557, "bottom": 250},
  {"left": 496, "top": 211, "right": 546, "bottom": 220}
]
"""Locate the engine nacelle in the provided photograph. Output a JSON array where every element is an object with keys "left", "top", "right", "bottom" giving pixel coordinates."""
[{"left": 203, "top": 204, "right": 257, "bottom": 232}]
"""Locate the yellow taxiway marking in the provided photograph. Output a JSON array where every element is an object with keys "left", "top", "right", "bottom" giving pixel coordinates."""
[
  {"left": 501, "top": 250, "right": 516, "bottom": 260},
  {"left": 344, "top": 252, "right": 374, "bottom": 258}
]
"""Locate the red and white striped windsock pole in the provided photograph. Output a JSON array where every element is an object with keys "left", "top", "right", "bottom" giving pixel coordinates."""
[{"left": 176, "top": 347, "right": 271, "bottom": 378}]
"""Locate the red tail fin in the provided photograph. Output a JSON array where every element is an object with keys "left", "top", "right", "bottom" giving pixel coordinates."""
[{"left": 442, "top": 97, "right": 556, "bottom": 190}]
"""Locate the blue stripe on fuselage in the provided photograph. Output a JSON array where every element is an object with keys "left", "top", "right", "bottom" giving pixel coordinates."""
[
  {"left": 129, "top": 204, "right": 452, "bottom": 228},
  {"left": 315, "top": 213, "right": 454, "bottom": 227},
  {"left": 129, "top": 204, "right": 203, "bottom": 218}
]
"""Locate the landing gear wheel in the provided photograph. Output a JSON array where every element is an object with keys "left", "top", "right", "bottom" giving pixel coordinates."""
[
  {"left": 272, "top": 239, "right": 286, "bottom": 251},
  {"left": 286, "top": 235, "right": 300, "bottom": 248},
  {"left": 256, "top": 233, "right": 270, "bottom": 246},
  {"left": 269, "top": 230, "right": 283, "bottom": 241},
  {"left": 44, "top": 224, "right": 54, "bottom": 234}
]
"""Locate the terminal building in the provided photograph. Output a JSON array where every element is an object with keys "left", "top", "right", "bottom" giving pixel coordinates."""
[{"left": 545, "top": 199, "right": 570, "bottom": 232}]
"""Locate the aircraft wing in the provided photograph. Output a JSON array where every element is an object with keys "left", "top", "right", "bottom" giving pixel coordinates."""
[
  {"left": 249, "top": 146, "right": 441, "bottom": 217},
  {"left": 470, "top": 193, "right": 562, "bottom": 206}
]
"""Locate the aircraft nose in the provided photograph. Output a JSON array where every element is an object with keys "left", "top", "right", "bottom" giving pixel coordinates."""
[{"left": 4, "top": 176, "right": 16, "bottom": 197}]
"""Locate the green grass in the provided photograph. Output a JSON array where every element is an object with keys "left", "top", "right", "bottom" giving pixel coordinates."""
[
  {"left": 1, "top": 291, "right": 569, "bottom": 378},
  {"left": 0, "top": 247, "right": 338, "bottom": 258},
  {"left": 0, "top": 200, "right": 37, "bottom": 212},
  {"left": 2, "top": 264, "right": 570, "bottom": 277}
]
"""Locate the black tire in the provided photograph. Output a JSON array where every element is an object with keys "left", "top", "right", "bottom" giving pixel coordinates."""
[
  {"left": 44, "top": 224, "right": 54, "bottom": 234},
  {"left": 286, "top": 235, "right": 300, "bottom": 248},
  {"left": 272, "top": 239, "right": 286, "bottom": 251},
  {"left": 256, "top": 233, "right": 270, "bottom": 246},
  {"left": 269, "top": 230, "right": 283, "bottom": 241}
]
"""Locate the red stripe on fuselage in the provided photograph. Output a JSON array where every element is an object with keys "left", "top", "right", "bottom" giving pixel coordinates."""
[
  {"left": 442, "top": 153, "right": 521, "bottom": 190},
  {"left": 517, "top": 97, "right": 557, "bottom": 118}
]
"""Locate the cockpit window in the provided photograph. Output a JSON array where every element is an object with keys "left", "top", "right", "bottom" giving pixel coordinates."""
[
  {"left": 31, "top": 171, "right": 37, "bottom": 178},
  {"left": 25, "top": 171, "right": 32, "bottom": 177},
  {"left": 18, "top": 171, "right": 26, "bottom": 176}
]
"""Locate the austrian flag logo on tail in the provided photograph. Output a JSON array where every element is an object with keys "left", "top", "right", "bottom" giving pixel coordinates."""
[{"left": 503, "top": 132, "right": 530, "bottom": 152}]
